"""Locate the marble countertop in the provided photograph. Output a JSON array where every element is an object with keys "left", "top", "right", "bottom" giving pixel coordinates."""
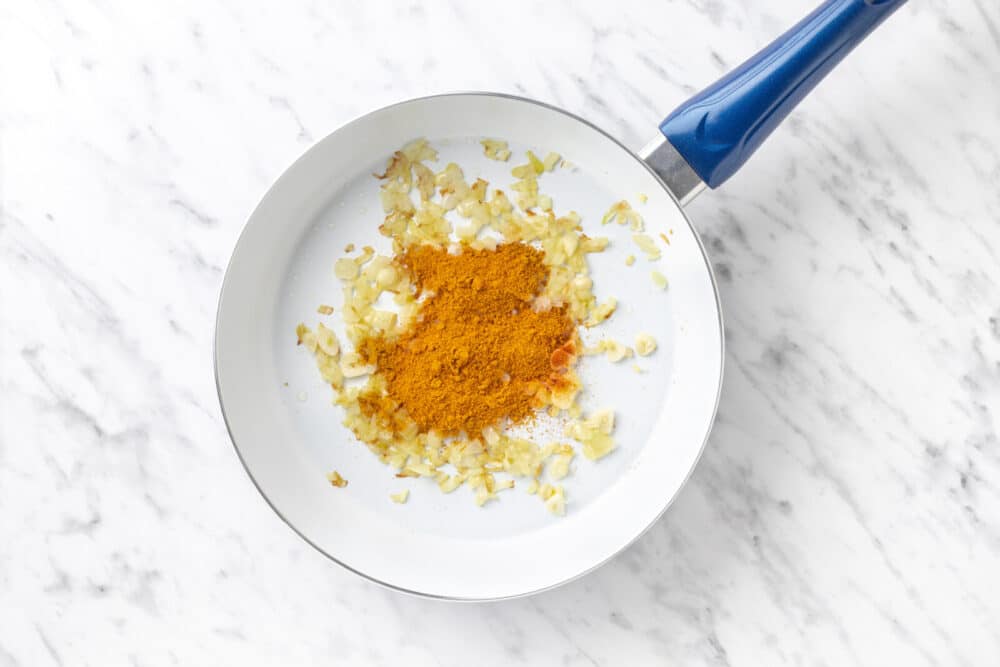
[{"left": 3, "top": 0, "right": 999, "bottom": 664}]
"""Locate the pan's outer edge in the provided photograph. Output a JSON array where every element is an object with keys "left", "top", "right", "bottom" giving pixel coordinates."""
[{"left": 213, "top": 91, "right": 725, "bottom": 602}]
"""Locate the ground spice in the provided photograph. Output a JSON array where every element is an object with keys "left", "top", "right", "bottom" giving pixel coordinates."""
[{"left": 357, "top": 242, "right": 575, "bottom": 436}]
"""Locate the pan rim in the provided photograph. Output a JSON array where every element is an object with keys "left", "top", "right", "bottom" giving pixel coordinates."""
[{"left": 214, "top": 90, "right": 725, "bottom": 601}]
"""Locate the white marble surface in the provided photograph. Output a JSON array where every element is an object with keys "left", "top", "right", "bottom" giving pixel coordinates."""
[{"left": 3, "top": 0, "right": 999, "bottom": 664}]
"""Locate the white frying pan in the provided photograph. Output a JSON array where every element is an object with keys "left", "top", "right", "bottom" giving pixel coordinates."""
[{"left": 215, "top": 0, "right": 905, "bottom": 599}]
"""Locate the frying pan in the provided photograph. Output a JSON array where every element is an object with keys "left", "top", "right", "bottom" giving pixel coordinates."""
[{"left": 215, "top": 0, "right": 906, "bottom": 600}]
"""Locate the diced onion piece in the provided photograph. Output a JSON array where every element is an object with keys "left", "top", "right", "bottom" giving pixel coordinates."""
[
  {"left": 340, "top": 352, "right": 375, "bottom": 378},
  {"left": 526, "top": 150, "right": 544, "bottom": 175},
  {"left": 482, "top": 426, "right": 501, "bottom": 446},
  {"left": 632, "top": 233, "right": 662, "bottom": 260},
  {"left": 481, "top": 139, "right": 512, "bottom": 161},
  {"left": 601, "top": 200, "right": 643, "bottom": 230},
  {"left": 579, "top": 236, "right": 609, "bottom": 253},
  {"left": 370, "top": 310, "right": 397, "bottom": 332},
  {"left": 585, "top": 298, "right": 617, "bottom": 327},
  {"left": 317, "top": 352, "right": 344, "bottom": 388},
  {"left": 335, "top": 258, "right": 359, "bottom": 280},
  {"left": 601, "top": 201, "right": 622, "bottom": 225},
  {"left": 401, "top": 137, "right": 438, "bottom": 162},
  {"left": 474, "top": 484, "right": 496, "bottom": 507},
  {"left": 588, "top": 409, "right": 615, "bottom": 435},
  {"left": 316, "top": 323, "right": 340, "bottom": 357},
  {"left": 635, "top": 333, "right": 657, "bottom": 357},
  {"left": 327, "top": 471, "right": 348, "bottom": 488},
  {"left": 544, "top": 485, "right": 566, "bottom": 515},
  {"left": 549, "top": 372, "right": 581, "bottom": 409},
  {"left": 376, "top": 266, "right": 398, "bottom": 289},
  {"left": 603, "top": 340, "right": 633, "bottom": 363},
  {"left": 295, "top": 323, "right": 317, "bottom": 352},
  {"left": 581, "top": 433, "right": 615, "bottom": 461},
  {"left": 438, "top": 475, "right": 463, "bottom": 493},
  {"left": 380, "top": 186, "right": 414, "bottom": 215},
  {"left": 566, "top": 409, "right": 616, "bottom": 461},
  {"left": 412, "top": 162, "right": 435, "bottom": 201},
  {"left": 547, "top": 452, "right": 573, "bottom": 481}
]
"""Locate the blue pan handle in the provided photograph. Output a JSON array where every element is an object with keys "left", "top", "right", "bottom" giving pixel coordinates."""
[{"left": 654, "top": 0, "right": 907, "bottom": 194}]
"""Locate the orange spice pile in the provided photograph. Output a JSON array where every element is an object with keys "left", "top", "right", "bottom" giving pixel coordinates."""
[{"left": 357, "top": 242, "right": 577, "bottom": 436}]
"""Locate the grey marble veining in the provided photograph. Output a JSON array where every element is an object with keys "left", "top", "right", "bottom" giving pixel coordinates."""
[{"left": 2, "top": 0, "right": 999, "bottom": 664}]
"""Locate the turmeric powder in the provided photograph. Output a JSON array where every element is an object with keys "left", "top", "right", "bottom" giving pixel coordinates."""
[{"left": 358, "top": 242, "right": 576, "bottom": 436}]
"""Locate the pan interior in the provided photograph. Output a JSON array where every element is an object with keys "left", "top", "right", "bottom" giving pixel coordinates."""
[{"left": 216, "top": 94, "right": 722, "bottom": 599}]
